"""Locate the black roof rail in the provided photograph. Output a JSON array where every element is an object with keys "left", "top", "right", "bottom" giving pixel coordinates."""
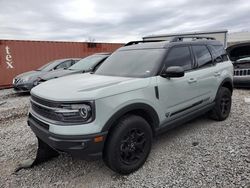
[
  {"left": 124, "top": 36, "right": 216, "bottom": 46},
  {"left": 124, "top": 40, "right": 165, "bottom": 46},
  {"left": 170, "top": 36, "right": 216, "bottom": 42}
]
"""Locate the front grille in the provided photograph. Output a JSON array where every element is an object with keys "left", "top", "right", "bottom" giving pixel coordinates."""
[
  {"left": 30, "top": 94, "right": 93, "bottom": 124},
  {"left": 29, "top": 113, "right": 49, "bottom": 130},
  {"left": 30, "top": 95, "right": 63, "bottom": 122},
  {"left": 14, "top": 78, "right": 22, "bottom": 84},
  {"left": 31, "top": 101, "right": 62, "bottom": 121},
  {"left": 31, "top": 95, "right": 60, "bottom": 108},
  {"left": 234, "top": 69, "right": 250, "bottom": 76}
]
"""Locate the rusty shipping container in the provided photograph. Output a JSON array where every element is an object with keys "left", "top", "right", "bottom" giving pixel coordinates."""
[{"left": 0, "top": 40, "right": 123, "bottom": 89}]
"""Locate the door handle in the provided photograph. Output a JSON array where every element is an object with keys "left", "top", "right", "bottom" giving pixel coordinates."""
[
  {"left": 188, "top": 78, "right": 197, "bottom": 84},
  {"left": 214, "top": 72, "right": 221, "bottom": 77}
]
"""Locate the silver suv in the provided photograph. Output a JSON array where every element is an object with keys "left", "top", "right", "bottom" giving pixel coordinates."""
[{"left": 26, "top": 36, "right": 233, "bottom": 174}]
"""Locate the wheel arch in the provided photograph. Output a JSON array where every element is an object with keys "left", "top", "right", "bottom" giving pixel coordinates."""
[
  {"left": 101, "top": 103, "right": 160, "bottom": 134},
  {"left": 219, "top": 77, "right": 233, "bottom": 94}
]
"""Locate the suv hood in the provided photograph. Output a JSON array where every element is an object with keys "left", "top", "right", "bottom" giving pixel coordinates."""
[
  {"left": 226, "top": 42, "right": 250, "bottom": 62},
  {"left": 40, "top": 69, "right": 81, "bottom": 81},
  {"left": 31, "top": 73, "right": 150, "bottom": 101}
]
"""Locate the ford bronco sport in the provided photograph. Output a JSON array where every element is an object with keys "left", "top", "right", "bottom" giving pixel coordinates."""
[{"left": 25, "top": 36, "right": 233, "bottom": 174}]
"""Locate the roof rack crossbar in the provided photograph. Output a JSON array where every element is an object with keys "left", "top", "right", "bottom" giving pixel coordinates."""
[
  {"left": 124, "top": 40, "right": 165, "bottom": 46},
  {"left": 170, "top": 36, "right": 216, "bottom": 42}
]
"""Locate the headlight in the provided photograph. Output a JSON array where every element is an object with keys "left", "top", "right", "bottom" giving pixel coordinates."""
[
  {"left": 54, "top": 102, "right": 94, "bottom": 123},
  {"left": 79, "top": 105, "right": 91, "bottom": 119},
  {"left": 22, "top": 77, "right": 30, "bottom": 82},
  {"left": 33, "top": 77, "right": 42, "bottom": 86}
]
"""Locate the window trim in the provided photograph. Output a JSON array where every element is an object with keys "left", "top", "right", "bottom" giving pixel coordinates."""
[{"left": 70, "top": 59, "right": 75, "bottom": 66}]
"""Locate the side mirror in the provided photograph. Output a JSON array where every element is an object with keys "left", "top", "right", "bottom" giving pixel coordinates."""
[{"left": 161, "top": 66, "right": 185, "bottom": 78}]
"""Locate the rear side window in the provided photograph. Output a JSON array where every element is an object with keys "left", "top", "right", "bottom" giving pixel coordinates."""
[
  {"left": 55, "top": 60, "right": 72, "bottom": 69},
  {"left": 71, "top": 60, "right": 78, "bottom": 66},
  {"left": 192, "top": 45, "right": 213, "bottom": 68},
  {"left": 209, "top": 45, "right": 228, "bottom": 62},
  {"left": 165, "top": 46, "right": 192, "bottom": 71}
]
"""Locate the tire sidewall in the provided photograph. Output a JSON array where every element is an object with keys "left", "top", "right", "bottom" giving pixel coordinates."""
[
  {"left": 105, "top": 115, "right": 152, "bottom": 174},
  {"left": 215, "top": 87, "right": 232, "bottom": 120}
]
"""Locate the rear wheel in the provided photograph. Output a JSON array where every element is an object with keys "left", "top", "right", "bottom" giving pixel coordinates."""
[
  {"left": 103, "top": 115, "right": 152, "bottom": 174},
  {"left": 210, "top": 87, "right": 232, "bottom": 121}
]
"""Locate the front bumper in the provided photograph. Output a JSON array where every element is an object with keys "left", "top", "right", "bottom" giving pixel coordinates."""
[
  {"left": 233, "top": 76, "right": 250, "bottom": 88},
  {"left": 13, "top": 82, "right": 34, "bottom": 92},
  {"left": 28, "top": 113, "right": 108, "bottom": 160}
]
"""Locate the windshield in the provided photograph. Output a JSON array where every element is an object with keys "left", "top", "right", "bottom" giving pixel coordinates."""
[
  {"left": 37, "top": 60, "right": 62, "bottom": 71},
  {"left": 95, "top": 49, "right": 165, "bottom": 78},
  {"left": 69, "top": 55, "right": 107, "bottom": 71}
]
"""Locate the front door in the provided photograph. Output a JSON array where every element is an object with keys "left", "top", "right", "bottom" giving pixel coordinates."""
[{"left": 157, "top": 45, "right": 202, "bottom": 123}]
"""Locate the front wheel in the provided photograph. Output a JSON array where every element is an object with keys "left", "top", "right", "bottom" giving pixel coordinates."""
[
  {"left": 210, "top": 87, "right": 232, "bottom": 121},
  {"left": 103, "top": 115, "right": 152, "bottom": 174}
]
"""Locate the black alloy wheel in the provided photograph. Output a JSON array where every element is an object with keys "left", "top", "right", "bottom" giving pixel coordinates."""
[
  {"left": 120, "top": 128, "right": 146, "bottom": 165},
  {"left": 104, "top": 115, "right": 152, "bottom": 174},
  {"left": 220, "top": 93, "right": 231, "bottom": 117},
  {"left": 210, "top": 87, "right": 232, "bottom": 121}
]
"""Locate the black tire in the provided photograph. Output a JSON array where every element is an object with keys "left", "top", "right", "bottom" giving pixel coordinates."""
[
  {"left": 209, "top": 87, "right": 232, "bottom": 121},
  {"left": 103, "top": 114, "right": 153, "bottom": 174}
]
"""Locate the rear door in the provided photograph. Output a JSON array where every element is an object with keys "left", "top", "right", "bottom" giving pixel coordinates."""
[{"left": 191, "top": 45, "right": 218, "bottom": 102}]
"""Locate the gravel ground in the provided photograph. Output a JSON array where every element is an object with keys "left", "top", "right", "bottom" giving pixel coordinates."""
[
  {"left": 0, "top": 88, "right": 16, "bottom": 98},
  {"left": 0, "top": 89, "right": 30, "bottom": 121},
  {"left": 0, "top": 89, "right": 250, "bottom": 188}
]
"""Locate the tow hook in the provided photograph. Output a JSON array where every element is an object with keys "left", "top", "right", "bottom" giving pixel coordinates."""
[{"left": 15, "top": 137, "right": 59, "bottom": 172}]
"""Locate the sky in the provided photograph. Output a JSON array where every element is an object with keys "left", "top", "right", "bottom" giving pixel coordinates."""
[{"left": 0, "top": 0, "right": 250, "bottom": 43}]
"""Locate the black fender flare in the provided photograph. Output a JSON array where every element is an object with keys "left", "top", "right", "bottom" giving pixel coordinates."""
[
  {"left": 101, "top": 103, "right": 160, "bottom": 132},
  {"left": 216, "top": 77, "right": 233, "bottom": 97}
]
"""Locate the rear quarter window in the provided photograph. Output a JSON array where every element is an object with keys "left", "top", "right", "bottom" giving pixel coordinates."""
[{"left": 209, "top": 45, "right": 228, "bottom": 62}]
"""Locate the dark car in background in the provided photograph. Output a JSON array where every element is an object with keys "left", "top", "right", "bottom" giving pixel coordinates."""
[
  {"left": 12, "top": 58, "right": 80, "bottom": 92},
  {"left": 36, "top": 53, "right": 110, "bottom": 84},
  {"left": 227, "top": 42, "right": 250, "bottom": 88}
]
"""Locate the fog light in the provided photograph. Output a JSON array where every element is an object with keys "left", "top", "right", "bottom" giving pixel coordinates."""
[{"left": 94, "top": 136, "right": 103, "bottom": 143}]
